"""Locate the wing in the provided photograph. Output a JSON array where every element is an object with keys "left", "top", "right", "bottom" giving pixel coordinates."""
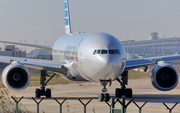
[
  {"left": 0, "top": 40, "right": 52, "bottom": 50},
  {"left": 0, "top": 56, "right": 67, "bottom": 74},
  {"left": 125, "top": 54, "right": 180, "bottom": 71},
  {"left": 0, "top": 41, "right": 68, "bottom": 74}
]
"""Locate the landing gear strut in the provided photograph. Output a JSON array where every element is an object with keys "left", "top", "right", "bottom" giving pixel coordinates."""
[
  {"left": 98, "top": 80, "right": 111, "bottom": 102},
  {"left": 115, "top": 71, "right": 132, "bottom": 98},
  {"left": 35, "top": 70, "right": 56, "bottom": 98}
]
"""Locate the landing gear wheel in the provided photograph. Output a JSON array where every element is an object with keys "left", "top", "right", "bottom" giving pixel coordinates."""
[
  {"left": 46, "top": 89, "right": 51, "bottom": 98},
  {"left": 35, "top": 89, "right": 41, "bottom": 98},
  {"left": 126, "top": 88, "right": 132, "bottom": 98},
  {"left": 35, "top": 88, "right": 52, "bottom": 98},
  {"left": 115, "top": 88, "right": 132, "bottom": 98},
  {"left": 98, "top": 93, "right": 105, "bottom": 102},
  {"left": 104, "top": 93, "right": 110, "bottom": 101},
  {"left": 98, "top": 93, "right": 110, "bottom": 102},
  {"left": 115, "top": 88, "right": 122, "bottom": 98}
]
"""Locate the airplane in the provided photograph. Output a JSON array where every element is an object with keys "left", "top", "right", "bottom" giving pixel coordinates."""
[{"left": 0, "top": 0, "right": 180, "bottom": 102}]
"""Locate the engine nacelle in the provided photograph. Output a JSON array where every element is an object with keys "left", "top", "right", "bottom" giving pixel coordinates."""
[
  {"left": 2, "top": 61, "right": 30, "bottom": 91},
  {"left": 150, "top": 62, "right": 179, "bottom": 91}
]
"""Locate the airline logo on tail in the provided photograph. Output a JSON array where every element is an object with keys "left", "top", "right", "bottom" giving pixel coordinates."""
[{"left": 64, "top": 0, "right": 72, "bottom": 34}]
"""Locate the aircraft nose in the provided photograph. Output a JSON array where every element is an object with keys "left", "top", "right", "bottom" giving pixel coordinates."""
[
  {"left": 96, "top": 55, "right": 121, "bottom": 80},
  {"left": 100, "top": 55, "right": 111, "bottom": 64},
  {"left": 99, "top": 54, "right": 118, "bottom": 66}
]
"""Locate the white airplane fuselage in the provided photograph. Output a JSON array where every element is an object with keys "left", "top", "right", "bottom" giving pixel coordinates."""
[{"left": 52, "top": 32, "right": 126, "bottom": 82}]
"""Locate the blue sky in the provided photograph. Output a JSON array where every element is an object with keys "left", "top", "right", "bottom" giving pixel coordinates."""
[{"left": 0, "top": 0, "right": 180, "bottom": 48}]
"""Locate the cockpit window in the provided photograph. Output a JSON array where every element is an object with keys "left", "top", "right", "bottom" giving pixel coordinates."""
[
  {"left": 93, "top": 50, "right": 97, "bottom": 55},
  {"left": 97, "top": 50, "right": 101, "bottom": 54},
  {"left": 109, "top": 50, "right": 115, "bottom": 54},
  {"left": 101, "top": 50, "right": 108, "bottom": 54},
  {"left": 93, "top": 49, "right": 120, "bottom": 55},
  {"left": 115, "top": 49, "right": 121, "bottom": 55}
]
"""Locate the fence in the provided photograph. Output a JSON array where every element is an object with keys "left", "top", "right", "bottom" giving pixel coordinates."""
[{"left": 1, "top": 96, "right": 180, "bottom": 113}]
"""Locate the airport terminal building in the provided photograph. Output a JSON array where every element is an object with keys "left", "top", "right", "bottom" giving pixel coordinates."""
[{"left": 123, "top": 32, "right": 180, "bottom": 59}]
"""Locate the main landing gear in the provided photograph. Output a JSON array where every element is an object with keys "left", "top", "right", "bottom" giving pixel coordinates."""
[
  {"left": 35, "top": 70, "right": 56, "bottom": 98},
  {"left": 115, "top": 71, "right": 132, "bottom": 98},
  {"left": 98, "top": 80, "right": 111, "bottom": 102}
]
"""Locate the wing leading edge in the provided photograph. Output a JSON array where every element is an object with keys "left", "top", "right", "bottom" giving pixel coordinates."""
[
  {"left": 0, "top": 56, "right": 66, "bottom": 74},
  {"left": 125, "top": 54, "right": 180, "bottom": 71}
]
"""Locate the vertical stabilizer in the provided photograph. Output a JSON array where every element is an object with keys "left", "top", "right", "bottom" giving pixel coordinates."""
[{"left": 64, "top": 0, "right": 72, "bottom": 34}]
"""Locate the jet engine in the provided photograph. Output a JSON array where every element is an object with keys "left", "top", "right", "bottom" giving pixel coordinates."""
[
  {"left": 150, "top": 62, "right": 179, "bottom": 91},
  {"left": 2, "top": 62, "right": 30, "bottom": 91}
]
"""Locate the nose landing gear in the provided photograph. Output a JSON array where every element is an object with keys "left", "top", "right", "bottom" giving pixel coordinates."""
[{"left": 98, "top": 80, "right": 111, "bottom": 102}]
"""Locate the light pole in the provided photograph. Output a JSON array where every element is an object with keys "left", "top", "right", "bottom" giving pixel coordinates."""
[
  {"left": 20, "top": 40, "right": 22, "bottom": 51},
  {"left": 24, "top": 40, "right": 27, "bottom": 52},
  {"left": 162, "top": 36, "right": 165, "bottom": 56}
]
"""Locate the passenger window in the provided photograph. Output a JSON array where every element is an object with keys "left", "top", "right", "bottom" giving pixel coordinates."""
[
  {"left": 101, "top": 50, "right": 108, "bottom": 54},
  {"left": 93, "top": 50, "right": 97, "bottom": 55},
  {"left": 109, "top": 50, "right": 115, "bottom": 54}
]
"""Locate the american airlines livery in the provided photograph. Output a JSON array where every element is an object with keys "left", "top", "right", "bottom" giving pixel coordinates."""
[{"left": 0, "top": 0, "right": 180, "bottom": 101}]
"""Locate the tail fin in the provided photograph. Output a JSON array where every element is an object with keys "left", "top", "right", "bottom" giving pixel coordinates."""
[{"left": 64, "top": 0, "right": 72, "bottom": 34}]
